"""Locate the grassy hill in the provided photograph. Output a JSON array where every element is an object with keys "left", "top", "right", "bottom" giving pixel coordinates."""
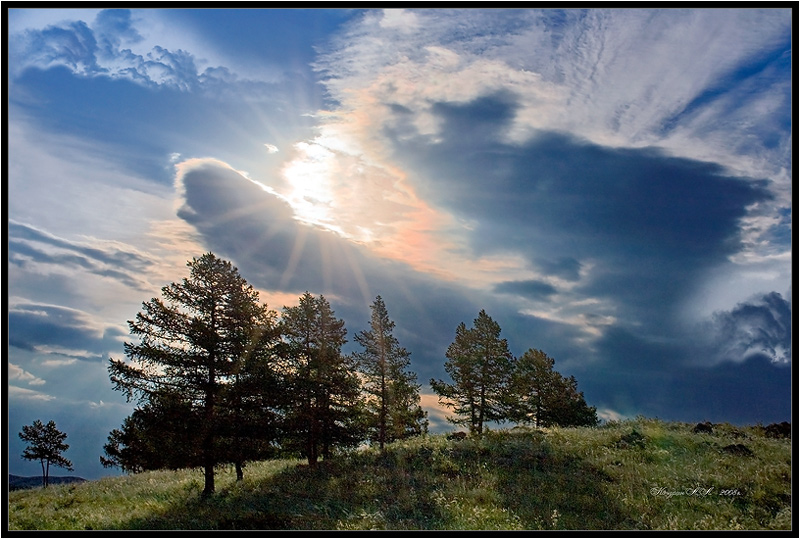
[
  {"left": 9, "top": 475, "right": 87, "bottom": 491},
  {"left": 7, "top": 418, "right": 791, "bottom": 530}
]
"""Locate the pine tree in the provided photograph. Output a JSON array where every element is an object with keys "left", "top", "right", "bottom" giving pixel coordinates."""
[
  {"left": 19, "top": 419, "right": 73, "bottom": 487},
  {"left": 108, "top": 253, "right": 278, "bottom": 495},
  {"left": 279, "top": 292, "right": 364, "bottom": 466},
  {"left": 101, "top": 390, "right": 202, "bottom": 473},
  {"left": 431, "top": 310, "right": 513, "bottom": 435},
  {"left": 510, "top": 348, "right": 598, "bottom": 427},
  {"left": 354, "top": 296, "right": 427, "bottom": 449}
]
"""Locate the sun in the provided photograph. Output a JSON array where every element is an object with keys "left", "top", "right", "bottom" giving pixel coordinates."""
[{"left": 280, "top": 141, "right": 348, "bottom": 234}]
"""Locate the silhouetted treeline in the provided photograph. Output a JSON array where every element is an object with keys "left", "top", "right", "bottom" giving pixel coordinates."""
[{"left": 102, "top": 253, "right": 596, "bottom": 495}]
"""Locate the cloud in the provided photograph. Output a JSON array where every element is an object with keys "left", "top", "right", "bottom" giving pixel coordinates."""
[
  {"left": 263, "top": 143, "right": 279, "bottom": 154},
  {"left": 709, "top": 291, "right": 792, "bottom": 364},
  {"left": 315, "top": 8, "right": 790, "bottom": 259},
  {"left": 8, "top": 386, "right": 57, "bottom": 402},
  {"left": 9, "top": 363, "right": 47, "bottom": 386},
  {"left": 8, "top": 8, "right": 277, "bottom": 93},
  {"left": 494, "top": 280, "right": 558, "bottom": 302},
  {"left": 395, "top": 100, "right": 773, "bottom": 332},
  {"left": 9, "top": 221, "right": 155, "bottom": 290},
  {"left": 8, "top": 301, "right": 126, "bottom": 361}
]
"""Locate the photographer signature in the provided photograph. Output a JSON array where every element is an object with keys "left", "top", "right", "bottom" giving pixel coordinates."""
[{"left": 650, "top": 486, "right": 742, "bottom": 498}]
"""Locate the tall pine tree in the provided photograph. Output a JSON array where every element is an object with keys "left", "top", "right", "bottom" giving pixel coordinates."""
[
  {"left": 431, "top": 310, "right": 513, "bottom": 435},
  {"left": 279, "top": 292, "right": 364, "bottom": 466},
  {"left": 108, "top": 253, "right": 278, "bottom": 495},
  {"left": 353, "top": 296, "right": 427, "bottom": 449}
]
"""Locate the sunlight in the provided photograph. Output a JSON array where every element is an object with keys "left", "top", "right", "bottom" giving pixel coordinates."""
[{"left": 281, "top": 141, "right": 343, "bottom": 234}]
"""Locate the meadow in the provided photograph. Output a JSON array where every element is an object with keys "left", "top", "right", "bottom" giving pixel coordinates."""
[{"left": 7, "top": 418, "right": 791, "bottom": 531}]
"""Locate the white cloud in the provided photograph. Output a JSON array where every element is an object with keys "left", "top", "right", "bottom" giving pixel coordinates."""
[
  {"left": 9, "top": 385, "right": 57, "bottom": 401},
  {"left": 378, "top": 9, "right": 420, "bottom": 31},
  {"left": 263, "top": 143, "right": 279, "bottom": 154},
  {"left": 9, "top": 363, "right": 47, "bottom": 386},
  {"left": 318, "top": 8, "right": 790, "bottom": 181},
  {"left": 8, "top": 8, "right": 284, "bottom": 92}
]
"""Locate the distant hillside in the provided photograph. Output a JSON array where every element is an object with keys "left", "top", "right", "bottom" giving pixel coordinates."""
[{"left": 9, "top": 475, "right": 87, "bottom": 491}]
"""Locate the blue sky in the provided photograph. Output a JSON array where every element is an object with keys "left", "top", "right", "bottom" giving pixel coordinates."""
[{"left": 7, "top": 8, "right": 793, "bottom": 479}]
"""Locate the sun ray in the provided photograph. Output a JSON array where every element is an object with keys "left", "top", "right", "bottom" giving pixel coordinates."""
[{"left": 280, "top": 225, "right": 308, "bottom": 290}]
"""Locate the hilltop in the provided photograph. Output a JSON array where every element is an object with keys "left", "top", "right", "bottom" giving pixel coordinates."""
[
  {"left": 9, "top": 475, "right": 87, "bottom": 491},
  {"left": 7, "top": 418, "right": 791, "bottom": 530}
]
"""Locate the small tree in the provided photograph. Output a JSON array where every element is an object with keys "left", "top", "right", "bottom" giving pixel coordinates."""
[
  {"left": 509, "top": 348, "right": 598, "bottom": 428},
  {"left": 431, "top": 310, "right": 514, "bottom": 435},
  {"left": 19, "top": 420, "right": 73, "bottom": 487},
  {"left": 353, "top": 296, "right": 427, "bottom": 449}
]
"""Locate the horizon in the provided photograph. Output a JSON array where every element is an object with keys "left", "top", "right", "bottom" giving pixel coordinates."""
[{"left": 7, "top": 7, "right": 793, "bottom": 480}]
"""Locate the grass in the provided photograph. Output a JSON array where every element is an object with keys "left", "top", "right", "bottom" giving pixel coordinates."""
[{"left": 7, "top": 418, "right": 792, "bottom": 530}]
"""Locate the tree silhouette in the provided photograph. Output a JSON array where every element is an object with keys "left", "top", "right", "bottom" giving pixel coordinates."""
[
  {"left": 431, "top": 310, "right": 514, "bottom": 435},
  {"left": 354, "top": 296, "right": 427, "bottom": 449},
  {"left": 19, "top": 419, "right": 73, "bottom": 488},
  {"left": 279, "top": 292, "right": 364, "bottom": 466},
  {"left": 509, "top": 348, "right": 598, "bottom": 428},
  {"left": 108, "top": 253, "right": 278, "bottom": 496},
  {"left": 101, "top": 390, "right": 202, "bottom": 473}
]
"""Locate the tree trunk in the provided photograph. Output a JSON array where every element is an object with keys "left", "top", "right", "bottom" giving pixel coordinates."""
[
  {"left": 379, "top": 370, "right": 387, "bottom": 451},
  {"left": 307, "top": 438, "right": 318, "bottom": 467},
  {"left": 478, "top": 383, "right": 486, "bottom": 436},
  {"left": 202, "top": 356, "right": 216, "bottom": 497},
  {"left": 235, "top": 461, "right": 244, "bottom": 481},
  {"left": 41, "top": 460, "right": 47, "bottom": 488}
]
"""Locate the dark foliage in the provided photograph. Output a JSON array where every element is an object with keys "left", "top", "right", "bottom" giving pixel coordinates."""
[
  {"left": 107, "top": 253, "right": 279, "bottom": 494},
  {"left": 19, "top": 419, "right": 73, "bottom": 488},
  {"left": 508, "top": 349, "right": 598, "bottom": 428}
]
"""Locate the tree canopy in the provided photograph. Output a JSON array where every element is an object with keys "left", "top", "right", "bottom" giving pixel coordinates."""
[
  {"left": 279, "top": 292, "right": 364, "bottom": 466},
  {"left": 108, "top": 253, "right": 279, "bottom": 495},
  {"left": 19, "top": 419, "right": 73, "bottom": 488},
  {"left": 510, "top": 348, "right": 598, "bottom": 428},
  {"left": 431, "top": 310, "right": 514, "bottom": 435}
]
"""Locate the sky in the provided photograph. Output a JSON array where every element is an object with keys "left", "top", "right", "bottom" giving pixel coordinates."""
[{"left": 6, "top": 8, "right": 793, "bottom": 480}]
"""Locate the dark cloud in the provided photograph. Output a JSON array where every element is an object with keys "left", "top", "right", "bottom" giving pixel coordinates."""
[
  {"left": 576, "top": 354, "right": 792, "bottom": 425},
  {"left": 664, "top": 355, "right": 791, "bottom": 424},
  {"left": 566, "top": 293, "right": 793, "bottom": 424},
  {"left": 384, "top": 92, "right": 788, "bottom": 423},
  {"left": 534, "top": 257, "right": 583, "bottom": 282},
  {"left": 710, "top": 291, "right": 791, "bottom": 365},
  {"left": 8, "top": 303, "right": 124, "bottom": 361},
  {"left": 393, "top": 93, "right": 773, "bottom": 328},
  {"left": 494, "top": 279, "right": 557, "bottom": 301}
]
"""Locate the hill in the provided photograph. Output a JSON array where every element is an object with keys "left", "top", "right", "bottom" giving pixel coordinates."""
[
  {"left": 9, "top": 475, "right": 87, "bottom": 491},
  {"left": 7, "top": 418, "right": 792, "bottom": 530}
]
